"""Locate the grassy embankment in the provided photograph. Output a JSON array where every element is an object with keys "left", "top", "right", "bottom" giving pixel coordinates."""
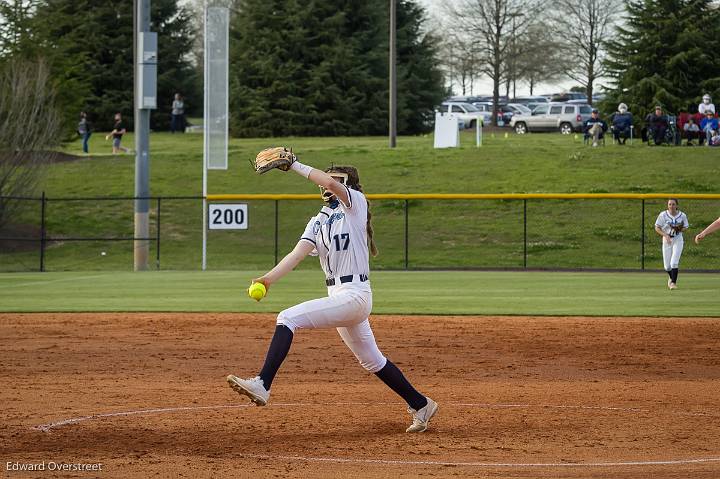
[{"left": 2, "top": 130, "right": 719, "bottom": 271}]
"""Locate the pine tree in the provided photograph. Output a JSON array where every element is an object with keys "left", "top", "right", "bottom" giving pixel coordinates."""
[
  {"left": 395, "top": 0, "right": 446, "bottom": 134},
  {"left": 604, "top": 0, "right": 720, "bottom": 120},
  {"left": 229, "top": 0, "right": 445, "bottom": 137},
  {"left": 27, "top": 0, "right": 199, "bottom": 132}
]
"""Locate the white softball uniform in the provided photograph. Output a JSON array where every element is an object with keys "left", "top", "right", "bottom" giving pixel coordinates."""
[
  {"left": 655, "top": 210, "right": 689, "bottom": 270},
  {"left": 276, "top": 187, "right": 386, "bottom": 373}
]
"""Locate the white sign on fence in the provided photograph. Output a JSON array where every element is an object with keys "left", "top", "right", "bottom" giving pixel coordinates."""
[{"left": 208, "top": 204, "right": 248, "bottom": 230}]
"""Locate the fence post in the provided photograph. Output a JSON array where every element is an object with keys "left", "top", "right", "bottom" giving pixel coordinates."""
[
  {"left": 404, "top": 199, "right": 409, "bottom": 270},
  {"left": 274, "top": 200, "right": 279, "bottom": 265},
  {"left": 641, "top": 199, "right": 645, "bottom": 270},
  {"left": 156, "top": 197, "right": 161, "bottom": 270},
  {"left": 40, "top": 192, "right": 46, "bottom": 272},
  {"left": 523, "top": 199, "right": 527, "bottom": 269}
]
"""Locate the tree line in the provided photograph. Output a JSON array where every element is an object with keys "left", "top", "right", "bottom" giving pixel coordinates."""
[
  {"left": 0, "top": 0, "right": 446, "bottom": 136},
  {"left": 0, "top": 0, "right": 198, "bottom": 132},
  {"left": 1, "top": 0, "right": 720, "bottom": 135},
  {"left": 440, "top": 0, "right": 720, "bottom": 124}
]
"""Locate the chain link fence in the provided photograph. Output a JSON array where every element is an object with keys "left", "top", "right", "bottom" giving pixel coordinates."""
[{"left": 2, "top": 194, "right": 720, "bottom": 272}]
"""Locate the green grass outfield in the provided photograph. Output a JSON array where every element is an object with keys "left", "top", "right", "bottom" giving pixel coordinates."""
[
  {"left": 1, "top": 270, "right": 717, "bottom": 316},
  {"left": 3, "top": 131, "right": 720, "bottom": 271}
]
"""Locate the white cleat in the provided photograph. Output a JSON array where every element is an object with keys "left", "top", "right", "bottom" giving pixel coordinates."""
[
  {"left": 406, "top": 397, "right": 438, "bottom": 433},
  {"left": 669, "top": 282, "right": 677, "bottom": 290},
  {"left": 227, "top": 375, "right": 269, "bottom": 406},
  {"left": 667, "top": 278, "right": 672, "bottom": 289}
]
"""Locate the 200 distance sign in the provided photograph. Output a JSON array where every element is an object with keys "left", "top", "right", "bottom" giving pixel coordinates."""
[{"left": 208, "top": 204, "right": 248, "bottom": 230}]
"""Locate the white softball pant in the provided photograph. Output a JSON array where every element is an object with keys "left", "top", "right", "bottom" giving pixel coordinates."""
[
  {"left": 276, "top": 284, "right": 387, "bottom": 373},
  {"left": 662, "top": 236, "right": 684, "bottom": 270}
]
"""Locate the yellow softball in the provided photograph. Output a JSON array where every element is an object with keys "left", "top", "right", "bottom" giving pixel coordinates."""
[{"left": 248, "top": 282, "right": 267, "bottom": 301}]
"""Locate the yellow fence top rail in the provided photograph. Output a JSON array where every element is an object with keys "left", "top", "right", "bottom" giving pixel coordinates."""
[{"left": 207, "top": 193, "right": 720, "bottom": 201}]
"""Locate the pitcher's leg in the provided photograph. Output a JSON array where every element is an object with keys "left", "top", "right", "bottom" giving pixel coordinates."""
[
  {"left": 278, "top": 293, "right": 367, "bottom": 332},
  {"left": 253, "top": 294, "right": 366, "bottom": 389},
  {"left": 337, "top": 320, "right": 427, "bottom": 411},
  {"left": 336, "top": 320, "right": 386, "bottom": 373},
  {"left": 258, "top": 325, "right": 294, "bottom": 390}
]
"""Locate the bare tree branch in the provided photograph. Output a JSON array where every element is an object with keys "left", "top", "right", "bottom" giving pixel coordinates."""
[
  {"left": 553, "top": 0, "right": 621, "bottom": 102},
  {"left": 0, "top": 58, "right": 62, "bottom": 228},
  {"left": 444, "top": 0, "right": 546, "bottom": 124}
]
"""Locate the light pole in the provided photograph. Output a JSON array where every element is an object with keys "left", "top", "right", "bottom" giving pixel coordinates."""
[
  {"left": 133, "top": 0, "right": 157, "bottom": 271},
  {"left": 389, "top": 0, "right": 397, "bottom": 148}
]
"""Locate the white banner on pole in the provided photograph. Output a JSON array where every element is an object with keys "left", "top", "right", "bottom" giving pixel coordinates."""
[
  {"left": 202, "top": 4, "right": 230, "bottom": 270},
  {"left": 204, "top": 6, "right": 229, "bottom": 171}
]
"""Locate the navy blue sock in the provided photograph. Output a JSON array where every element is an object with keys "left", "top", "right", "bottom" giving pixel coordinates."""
[
  {"left": 374, "top": 359, "right": 427, "bottom": 411},
  {"left": 258, "top": 325, "right": 293, "bottom": 390},
  {"left": 671, "top": 268, "right": 679, "bottom": 283},
  {"left": 667, "top": 270, "right": 673, "bottom": 279}
]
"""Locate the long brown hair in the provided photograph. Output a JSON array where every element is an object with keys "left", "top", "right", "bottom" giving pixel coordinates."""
[{"left": 326, "top": 165, "right": 378, "bottom": 257}]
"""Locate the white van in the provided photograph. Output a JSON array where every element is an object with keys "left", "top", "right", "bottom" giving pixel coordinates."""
[{"left": 439, "top": 102, "right": 485, "bottom": 129}]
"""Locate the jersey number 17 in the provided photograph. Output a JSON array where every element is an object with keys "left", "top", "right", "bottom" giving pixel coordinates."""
[{"left": 332, "top": 233, "right": 350, "bottom": 251}]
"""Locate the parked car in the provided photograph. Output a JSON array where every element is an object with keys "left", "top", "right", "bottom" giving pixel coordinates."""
[
  {"left": 550, "top": 92, "right": 587, "bottom": 103},
  {"left": 467, "top": 102, "right": 494, "bottom": 124},
  {"left": 450, "top": 95, "right": 493, "bottom": 104},
  {"left": 510, "top": 102, "right": 593, "bottom": 134},
  {"left": 510, "top": 96, "right": 549, "bottom": 107},
  {"left": 510, "top": 97, "right": 550, "bottom": 112},
  {"left": 505, "top": 103, "right": 533, "bottom": 117},
  {"left": 438, "top": 102, "right": 484, "bottom": 128},
  {"left": 471, "top": 102, "right": 516, "bottom": 125}
]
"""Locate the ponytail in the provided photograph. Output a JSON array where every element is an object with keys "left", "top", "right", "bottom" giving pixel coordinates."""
[
  {"left": 348, "top": 179, "right": 378, "bottom": 257},
  {"left": 366, "top": 202, "right": 379, "bottom": 257}
]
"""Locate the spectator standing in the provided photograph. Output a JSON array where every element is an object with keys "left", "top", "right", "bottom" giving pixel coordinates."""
[
  {"left": 683, "top": 117, "right": 700, "bottom": 146},
  {"left": 698, "top": 94, "right": 716, "bottom": 116},
  {"left": 77, "top": 111, "right": 91, "bottom": 154},
  {"left": 644, "top": 105, "right": 669, "bottom": 145},
  {"left": 105, "top": 112, "right": 130, "bottom": 154},
  {"left": 171, "top": 93, "right": 185, "bottom": 133},
  {"left": 583, "top": 108, "right": 608, "bottom": 146},
  {"left": 611, "top": 103, "right": 633, "bottom": 144},
  {"left": 700, "top": 110, "right": 719, "bottom": 147}
]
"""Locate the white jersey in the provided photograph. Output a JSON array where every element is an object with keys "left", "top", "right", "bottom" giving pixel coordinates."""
[
  {"left": 300, "top": 187, "right": 370, "bottom": 281},
  {"left": 655, "top": 210, "right": 689, "bottom": 238}
]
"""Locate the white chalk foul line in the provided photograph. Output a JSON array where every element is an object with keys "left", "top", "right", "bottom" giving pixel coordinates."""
[
  {"left": 33, "top": 404, "right": 252, "bottom": 432},
  {"left": 34, "top": 401, "right": 661, "bottom": 432},
  {"left": 31, "top": 402, "right": 720, "bottom": 468},
  {"left": 237, "top": 453, "right": 720, "bottom": 468}
]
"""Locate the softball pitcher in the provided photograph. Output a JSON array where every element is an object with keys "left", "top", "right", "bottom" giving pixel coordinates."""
[
  {"left": 227, "top": 150, "right": 438, "bottom": 433},
  {"left": 654, "top": 198, "right": 689, "bottom": 289}
]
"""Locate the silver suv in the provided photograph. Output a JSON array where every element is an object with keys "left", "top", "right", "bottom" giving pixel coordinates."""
[{"left": 510, "top": 103, "right": 593, "bottom": 134}]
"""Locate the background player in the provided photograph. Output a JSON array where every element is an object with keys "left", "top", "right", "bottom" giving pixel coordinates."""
[
  {"left": 654, "top": 198, "right": 689, "bottom": 289},
  {"left": 227, "top": 156, "right": 438, "bottom": 433},
  {"left": 695, "top": 216, "right": 720, "bottom": 243}
]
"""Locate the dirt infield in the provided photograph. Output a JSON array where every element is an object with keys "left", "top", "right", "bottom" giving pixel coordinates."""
[{"left": 1, "top": 313, "right": 719, "bottom": 478}]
